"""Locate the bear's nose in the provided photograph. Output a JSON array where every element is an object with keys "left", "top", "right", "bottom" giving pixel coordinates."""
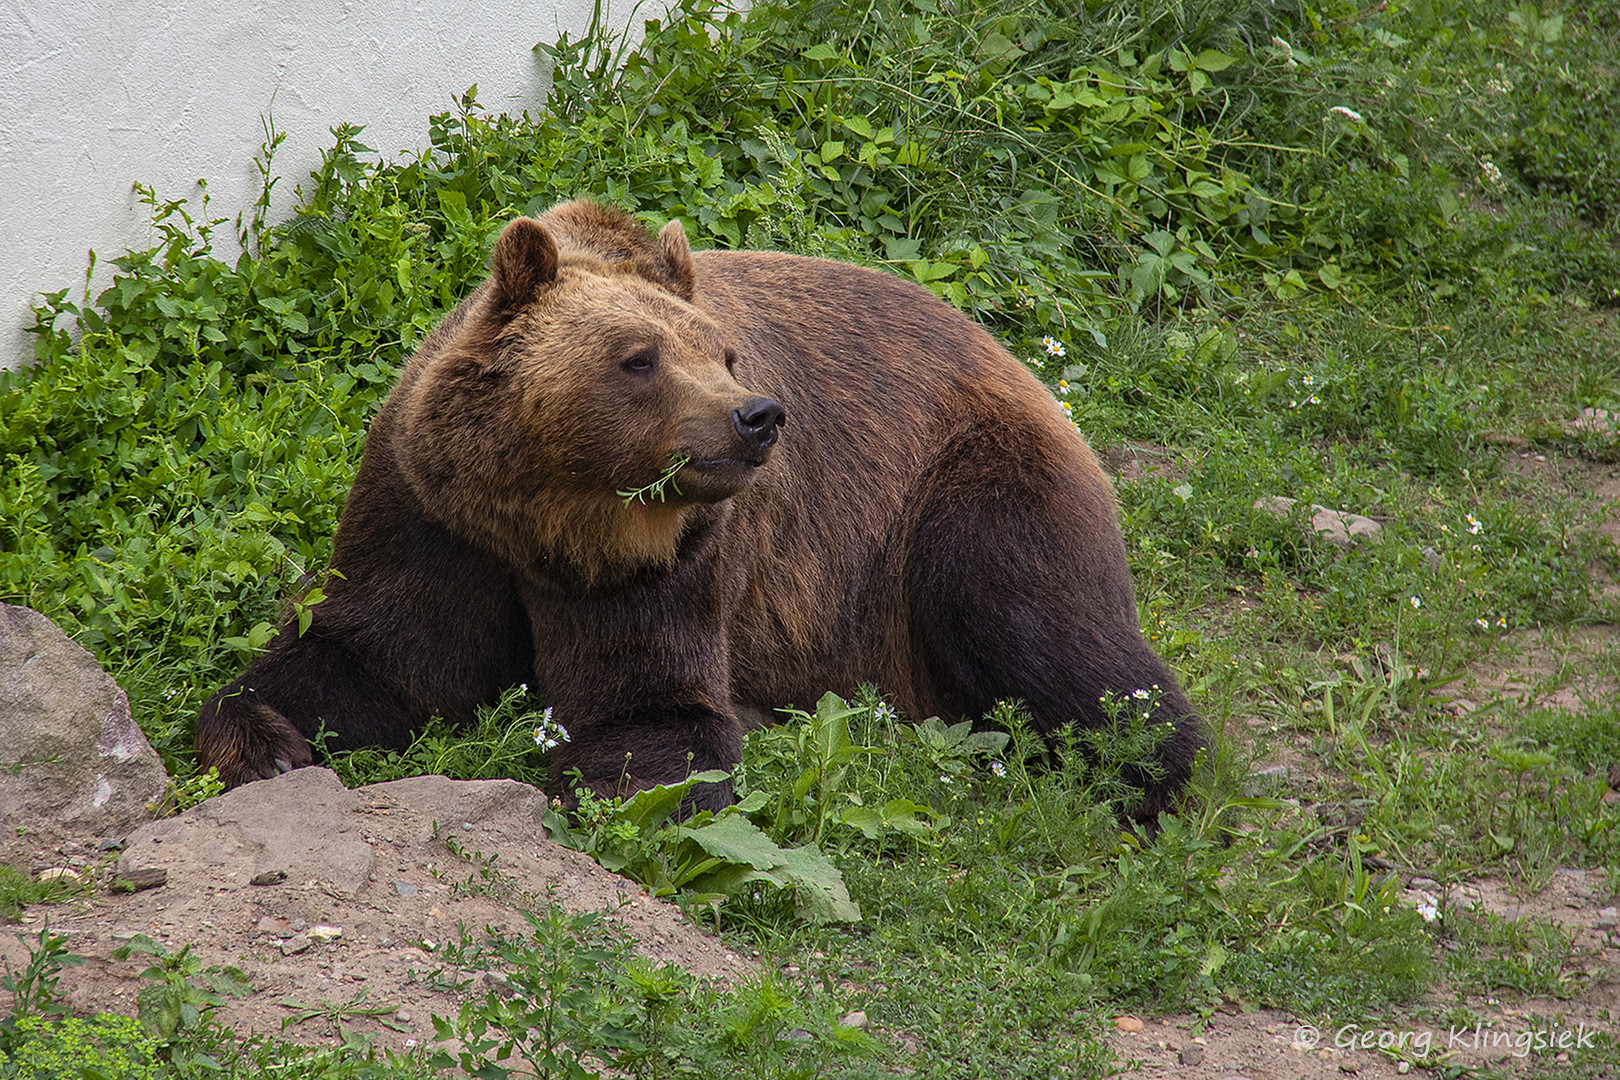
[{"left": 733, "top": 396, "right": 786, "bottom": 452}]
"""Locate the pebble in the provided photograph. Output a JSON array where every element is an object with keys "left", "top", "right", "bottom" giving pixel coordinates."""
[
  {"left": 308, "top": 925, "right": 343, "bottom": 941},
  {"left": 839, "top": 1010, "right": 868, "bottom": 1029},
  {"left": 1595, "top": 907, "right": 1618, "bottom": 931},
  {"left": 255, "top": 917, "right": 294, "bottom": 939},
  {"left": 1447, "top": 885, "right": 1483, "bottom": 910},
  {"left": 393, "top": 881, "right": 418, "bottom": 897},
  {"left": 281, "top": 934, "right": 312, "bottom": 956},
  {"left": 1115, "top": 1015, "right": 1145, "bottom": 1032},
  {"left": 96, "top": 838, "right": 125, "bottom": 852},
  {"left": 1178, "top": 1044, "right": 1204, "bottom": 1066},
  {"left": 37, "top": 867, "right": 77, "bottom": 883},
  {"left": 1396, "top": 1063, "right": 1411, "bottom": 1075}
]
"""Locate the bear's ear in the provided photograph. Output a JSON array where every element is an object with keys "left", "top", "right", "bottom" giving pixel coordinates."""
[
  {"left": 491, "top": 218, "right": 560, "bottom": 313},
  {"left": 656, "top": 219, "right": 696, "bottom": 302}
]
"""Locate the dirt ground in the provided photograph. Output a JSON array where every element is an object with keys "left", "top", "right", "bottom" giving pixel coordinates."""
[
  {"left": 6, "top": 446, "right": 1618, "bottom": 1077},
  {"left": 4, "top": 770, "right": 750, "bottom": 1058}
]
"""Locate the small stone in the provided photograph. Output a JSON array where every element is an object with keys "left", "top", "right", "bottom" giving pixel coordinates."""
[
  {"left": 1595, "top": 906, "right": 1618, "bottom": 931},
  {"left": 281, "top": 933, "right": 312, "bottom": 956},
  {"left": 839, "top": 1010, "right": 868, "bottom": 1029},
  {"left": 395, "top": 1009, "right": 412, "bottom": 1024},
  {"left": 97, "top": 837, "right": 125, "bottom": 852},
  {"left": 308, "top": 925, "right": 343, "bottom": 941},
  {"left": 37, "top": 867, "right": 78, "bottom": 883},
  {"left": 1178, "top": 1044, "right": 1205, "bottom": 1066},
  {"left": 1410, "top": 877, "right": 1439, "bottom": 891},
  {"left": 1397, "top": 1062, "right": 1411, "bottom": 1074},
  {"left": 1447, "top": 885, "right": 1482, "bottom": 910},
  {"left": 255, "top": 917, "right": 294, "bottom": 938},
  {"left": 393, "top": 881, "right": 418, "bottom": 897},
  {"left": 1115, "top": 1015, "right": 1145, "bottom": 1033},
  {"left": 111, "top": 867, "right": 167, "bottom": 893},
  {"left": 249, "top": 869, "right": 288, "bottom": 886}
]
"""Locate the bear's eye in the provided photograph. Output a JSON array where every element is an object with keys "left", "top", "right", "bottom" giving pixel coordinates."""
[
  {"left": 723, "top": 348, "right": 738, "bottom": 374},
  {"left": 623, "top": 348, "right": 658, "bottom": 374}
]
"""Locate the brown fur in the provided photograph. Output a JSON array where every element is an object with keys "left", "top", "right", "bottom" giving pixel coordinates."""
[{"left": 196, "top": 201, "right": 1208, "bottom": 821}]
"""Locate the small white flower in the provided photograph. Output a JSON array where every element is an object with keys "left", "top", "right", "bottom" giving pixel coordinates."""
[
  {"left": 1480, "top": 160, "right": 1503, "bottom": 186},
  {"left": 1416, "top": 899, "right": 1440, "bottom": 922},
  {"left": 1308, "top": 395, "right": 1321, "bottom": 405},
  {"left": 1466, "top": 514, "right": 1482, "bottom": 535},
  {"left": 990, "top": 762, "right": 1007, "bottom": 778},
  {"left": 1496, "top": 616, "right": 1508, "bottom": 629},
  {"left": 1132, "top": 688, "right": 1151, "bottom": 700},
  {"left": 1042, "top": 336, "right": 1066, "bottom": 358},
  {"left": 1409, "top": 596, "right": 1422, "bottom": 609},
  {"left": 939, "top": 774, "right": 953, "bottom": 784},
  {"left": 1301, "top": 373, "right": 1315, "bottom": 387},
  {"left": 1329, "top": 106, "right": 1363, "bottom": 122},
  {"left": 1475, "top": 617, "right": 1490, "bottom": 631}
]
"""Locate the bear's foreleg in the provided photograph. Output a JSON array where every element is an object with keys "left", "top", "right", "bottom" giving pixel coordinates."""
[{"left": 543, "top": 702, "right": 742, "bottom": 813}]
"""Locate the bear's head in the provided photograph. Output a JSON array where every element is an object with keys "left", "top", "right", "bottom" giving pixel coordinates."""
[{"left": 395, "top": 204, "right": 785, "bottom": 579}]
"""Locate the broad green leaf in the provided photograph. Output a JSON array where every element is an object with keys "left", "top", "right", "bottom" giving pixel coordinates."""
[{"left": 617, "top": 770, "right": 730, "bottom": 831}]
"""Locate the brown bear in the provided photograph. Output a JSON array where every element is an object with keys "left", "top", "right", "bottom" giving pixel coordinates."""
[{"left": 196, "top": 200, "right": 1207, "bottom": 821}]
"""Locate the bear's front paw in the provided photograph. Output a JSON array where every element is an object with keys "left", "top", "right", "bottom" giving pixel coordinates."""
[{"left": 195, "top": 691, "right": 315, "bottom": 788}]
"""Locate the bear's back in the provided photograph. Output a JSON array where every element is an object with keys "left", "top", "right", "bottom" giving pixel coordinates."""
[{"left": 686, "top": 250, "right": 1110, "bottom": 712}]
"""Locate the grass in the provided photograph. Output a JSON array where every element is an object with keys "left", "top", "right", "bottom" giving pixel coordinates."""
[{"left": 3, "top": 0, "right": 1620, "bottom": 1076}]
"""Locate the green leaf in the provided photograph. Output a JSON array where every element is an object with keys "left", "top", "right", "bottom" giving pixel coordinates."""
[
  {"left": 616, "top": 770, "right": 730, "bottom": 831},
  {"left": 801, "top": 43, "right": 839, "bottom": 62},
  {"left": 679, "top": 812, "right": 790, "bottom": 870},
  {"left": 680, "top": 815, "right": 860, "bottom": 922}
]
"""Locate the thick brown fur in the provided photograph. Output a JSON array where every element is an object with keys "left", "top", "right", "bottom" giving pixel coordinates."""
[{"left": 196, "top": 201, "right": 1208, "bottom": 821}]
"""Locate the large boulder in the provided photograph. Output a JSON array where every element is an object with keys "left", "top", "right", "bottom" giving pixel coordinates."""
[{"left": 0, "top": 604, "right": 169, "bottom": 853}]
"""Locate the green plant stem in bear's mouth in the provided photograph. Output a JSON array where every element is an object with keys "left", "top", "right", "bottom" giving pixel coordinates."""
[{"left": 617, "top": 454, "right": 691, "bottom": 505}]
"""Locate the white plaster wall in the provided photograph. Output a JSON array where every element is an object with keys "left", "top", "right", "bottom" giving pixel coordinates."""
[{"left": 0, "top": 0, "right": 641, "bottom": 371}]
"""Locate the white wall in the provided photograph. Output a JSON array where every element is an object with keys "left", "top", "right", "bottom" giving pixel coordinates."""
[{"left": 0, "top": 0, "right": 641, "bottom": 371}]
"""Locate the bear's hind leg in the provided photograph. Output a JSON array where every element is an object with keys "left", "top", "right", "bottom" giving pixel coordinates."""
[{"left": 900, "top": 423, "right": 1208, "bottom": 822}]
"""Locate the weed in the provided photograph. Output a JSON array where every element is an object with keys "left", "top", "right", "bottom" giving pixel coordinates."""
[
  {"left": 0, "top": 925, "right": 83, "bottom": 1052},
  {"left": 0, "top": 869, "right": 81, "bottom": 925}
]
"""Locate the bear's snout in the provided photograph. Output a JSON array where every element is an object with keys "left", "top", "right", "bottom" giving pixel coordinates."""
[{"left": 733, "top": 396, "right": 786, "bottom": 455}]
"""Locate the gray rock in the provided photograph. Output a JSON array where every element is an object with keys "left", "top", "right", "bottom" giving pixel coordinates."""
[
  {"left": 1254, "top": 496, "right": 1382, "bottom": 548},
  {"left": 119, "top": 767, "right": 376, "bottom": 896},
  {"left": 1178, "top": 1044, "right": 1205, "bottom": 1066},
  {"left": 0, "top": 604, "right": 169, "bottom": 848}
]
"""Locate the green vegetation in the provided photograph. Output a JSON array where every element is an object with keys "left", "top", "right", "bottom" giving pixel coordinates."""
[{"left": 3, "top": 0, "right": 1619, "bottom": 1075}]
